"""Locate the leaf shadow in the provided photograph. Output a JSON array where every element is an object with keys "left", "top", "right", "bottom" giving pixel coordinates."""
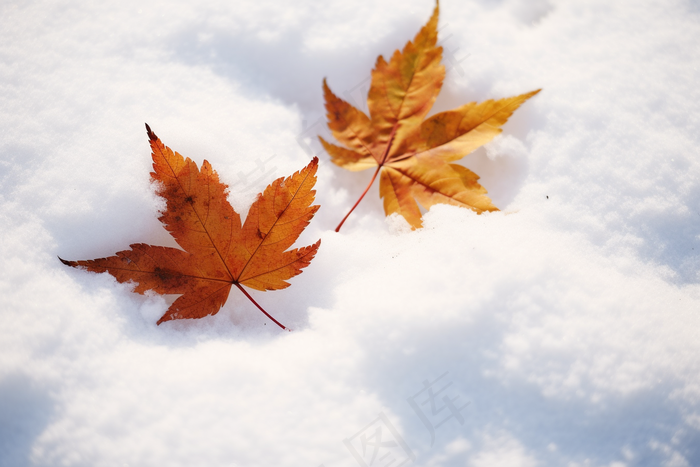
[
  {"left": 340, "top": 290, "right": 700, "bottom": 466},
  {"left": 166, "top": 18, "right": 544, "bottom": 227},
  {"left": 0, "top": 373, "right": 55, "bottom": 467}
]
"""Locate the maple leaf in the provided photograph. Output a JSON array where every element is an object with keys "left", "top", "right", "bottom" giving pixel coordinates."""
[
  {"left": 60, "top": 124, "right": 320, "bottom": 329},
  {"left": 320, "top": 1, "right": 540, "bottom": 230}
]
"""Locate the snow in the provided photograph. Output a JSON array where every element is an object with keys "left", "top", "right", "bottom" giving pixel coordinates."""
[{"left": 1, "top": 0, "right": 700, "bottom": 466}]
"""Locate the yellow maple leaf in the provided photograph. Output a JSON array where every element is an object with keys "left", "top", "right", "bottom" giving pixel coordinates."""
[{"left": 321, "top": 1, "right": 540, "bottom": 230}]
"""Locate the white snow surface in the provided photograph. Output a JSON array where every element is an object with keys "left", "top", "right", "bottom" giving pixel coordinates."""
[{"left": 1, "top": 0, "right": 700, "bottom": 466}]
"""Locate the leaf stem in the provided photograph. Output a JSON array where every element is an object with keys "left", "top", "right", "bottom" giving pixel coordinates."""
[
  {"left": 335, "top": 126, "right": 398, "bottom": 232},
  {"left": 335, "top": 164, "right": 382, "bottom": 232},
  {"left": 234, "top": 283, "right": 286, "bottom": 330}
]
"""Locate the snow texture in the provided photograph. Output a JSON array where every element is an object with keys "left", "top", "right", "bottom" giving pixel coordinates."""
[{"left": 1, "top": 0, "right": 700, "bottom": 466}]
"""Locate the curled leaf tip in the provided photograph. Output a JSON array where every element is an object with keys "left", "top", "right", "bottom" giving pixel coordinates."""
[{"left": 145, "top": 123, "right": 157, "bottom": 141}]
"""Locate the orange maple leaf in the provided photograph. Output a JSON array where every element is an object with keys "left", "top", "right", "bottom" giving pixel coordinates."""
[
  {"left": 60, "top": 125, "right": 320, "bottom": 329},
  {"left": 320, "top": 1, "right": 540, "bottom": 230}
]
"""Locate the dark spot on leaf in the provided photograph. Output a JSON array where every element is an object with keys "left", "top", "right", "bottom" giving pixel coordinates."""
[{"left": 154, "top": 267, "right": 175, "bottom": 283}]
